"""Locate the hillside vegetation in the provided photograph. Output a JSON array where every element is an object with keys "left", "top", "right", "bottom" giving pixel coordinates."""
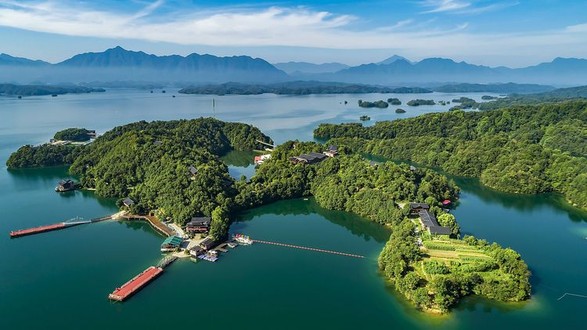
[{"left": 314, "top": 100, "right": 587, "bottom": 210}]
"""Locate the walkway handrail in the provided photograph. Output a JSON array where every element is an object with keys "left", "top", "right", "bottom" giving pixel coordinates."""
[{"left": 253, "top": 239, "right": 365, "bottom": 259}]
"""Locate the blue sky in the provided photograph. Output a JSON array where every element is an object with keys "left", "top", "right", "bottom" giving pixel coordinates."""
[{"left": 0, "top": 0, "right": 586, "bottom": 67}]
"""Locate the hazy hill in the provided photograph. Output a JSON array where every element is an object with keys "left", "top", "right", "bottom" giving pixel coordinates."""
[
  {"left": 273, "top": 61, "right": 349, "bottom": 75},
  {"left": 433, "top": 83, "right": 555, "bottom": 94},
  {"left": 0, "top": 53, "right": 49, "bottom": 66},
  {"left": 0, "top": 46, "right": 288, "bottom": 84},
  {"left": 320, "top": 57, "right": 587, "bottom": 86},
  {"left": 1, "top": 47, "right": 587, "bottom": 86}
]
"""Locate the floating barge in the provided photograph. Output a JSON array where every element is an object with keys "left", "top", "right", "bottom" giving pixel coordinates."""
[
  {"left": 10, "top": 223, "right": 66, "bottom": 238},
  {"left": 9, "top": 217, "right": 100, "bottom": 238},
  {"left": 108, "top": 256, "right": 176, "bottom": 302},
  {"left": 108, "top": 266, "right": 163, "bottom": 302},
  {"left": 9, "top": 220, "right": 90, "bottom": 238}
]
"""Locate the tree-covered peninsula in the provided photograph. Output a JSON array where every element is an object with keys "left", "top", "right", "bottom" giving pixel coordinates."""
[
  {"left": 0, "top": 83, "right": 105, "bottom": 96},
  {"left": 178, "top": 81, "right": 433, "bottom": 95},
  {"left": 54, "top": 128, "right": 94, "bottom": 142},
  {"left": 7, "top": 117, "right": 530, "bottom": 313},
  {"left": 314, "top": 100, "right": 587, "bottom": 210}
]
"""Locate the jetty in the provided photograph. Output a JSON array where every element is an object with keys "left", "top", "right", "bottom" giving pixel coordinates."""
[
  {"left": 9, "top": 217, "right": 100, "bottom": 238},
  {"left": 253, "top": 239, "right": 365, "bottom": 259},
  {"left": 108, "top": 256, "right": 177, "bottom": 302},
  {"left": 255, "top": 139, "right": 276, "bottom": 151}
]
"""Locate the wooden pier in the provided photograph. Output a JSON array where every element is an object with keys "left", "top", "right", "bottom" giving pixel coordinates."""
[{"left": 253, "top": 239, "right": 365, "bottom": 259}]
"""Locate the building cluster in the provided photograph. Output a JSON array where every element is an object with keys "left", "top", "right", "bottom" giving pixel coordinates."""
[
  {"left": 290, "top": 145, "right": 338, "bottom": 165},
  {"left": 409, "top": 203, "right": 452, "bottom": 236}
]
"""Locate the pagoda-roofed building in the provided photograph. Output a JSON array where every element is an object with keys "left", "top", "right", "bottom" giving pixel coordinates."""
[
  {"left": 290, "top": 152, "right": 327, "bottom": 165},
  {"left": 186, "top": 217, "right": 211, "bottom": 234},
  {"left": 55, "top": 179, "right": 76, "bottom": 192},
  {"left": 409, "top": 203, "right": 429, "bottom": 215}
]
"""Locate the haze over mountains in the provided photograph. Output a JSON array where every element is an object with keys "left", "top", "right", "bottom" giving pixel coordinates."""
[{"left": 1, "top": 46, "right": 586, "bottom": 86}]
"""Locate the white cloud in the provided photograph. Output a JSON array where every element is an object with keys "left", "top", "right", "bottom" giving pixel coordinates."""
[
  {"left": 420, "top": 0, "right": 471, "bottom": 13},
  {"left": 0, "top": 1, "right": 585, "bottom": 66}
]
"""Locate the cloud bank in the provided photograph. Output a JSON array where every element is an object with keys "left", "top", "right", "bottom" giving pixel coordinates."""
[{"left": 0, "top": 0, "right": 585, "bottom": 65}]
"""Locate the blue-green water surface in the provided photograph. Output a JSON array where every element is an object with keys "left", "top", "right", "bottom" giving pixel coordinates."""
[{"left": 1, "top": 90, "right": 586, "bottom": 329}]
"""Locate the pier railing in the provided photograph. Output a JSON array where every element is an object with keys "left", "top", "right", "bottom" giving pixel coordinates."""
[{"left": 253, "top": 239, "right": 365, "bottom": 259}]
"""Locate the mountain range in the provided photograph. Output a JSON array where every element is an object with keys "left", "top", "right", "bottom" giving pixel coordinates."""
[
  {"left": 0, "top": 46, "right": 287, "bottom": 84},
  {"left": 1, "top": 47, "right": 586, "bottom": 86}
]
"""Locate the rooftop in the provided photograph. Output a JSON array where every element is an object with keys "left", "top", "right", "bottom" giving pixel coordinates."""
[
  {"left": 187, "top": 217, "right": 211, "bottom": 226},
  {"left": 161, "top": 235, "right": 183, "bottom": 247},
  {"left": 122, "top": 197, "right": 135, "bottom": 206}
]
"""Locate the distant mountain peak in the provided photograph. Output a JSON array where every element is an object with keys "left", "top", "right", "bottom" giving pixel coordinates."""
[{"left": 377, "top": 55, "right": 412, "bottom": 65}]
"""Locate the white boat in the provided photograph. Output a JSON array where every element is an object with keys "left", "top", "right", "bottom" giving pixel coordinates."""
[{"left": 233, "top": 233, "right": 253, "bottom": 245}]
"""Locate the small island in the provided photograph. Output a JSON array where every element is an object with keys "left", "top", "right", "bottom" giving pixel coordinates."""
[
  {"left": 407, "top": 99, "right": 435, "bottom": 106},
  {"left": 387, "top": 98, "right": 402, "bottom": 105},
  {"left": 395, "top": 108, "right": 406, "bottom": 114},
  {"left": 359, "top": 115, "right": 371, "bottom": 121},
  {"left": 451, "top": 97, "right": 478, "bottom": 109},
  {"left": 358, "top": 99, "right": 389, "bottom": 108}
]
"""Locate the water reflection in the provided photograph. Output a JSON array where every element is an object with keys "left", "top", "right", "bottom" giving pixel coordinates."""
[
  {"left": 455, "top": 177, "right": 587, "bottom": 223},
  {"left": 220, "top": 150, "right": 255, "bottom": 167},
  {"left": 237, "top": 198, "right": 390, "bottom": 243}
]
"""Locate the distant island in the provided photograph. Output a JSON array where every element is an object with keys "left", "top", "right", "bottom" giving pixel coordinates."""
[
  {"left": 358, "top": 99, "right": 389, "bottom": 108},
  {"left": 433, "top": 83, "right": 555, "bottom": 94},
  {"left": 0, "top": 84, "right": 105, "bottom": 97},
  {"left": 407, "top": 99, "right": 435, "bottom": 106},
  {"left": 179, "top": 81, "right": 432, "bottom": 95},
  {"left": 387, "top": 98, "right": 402, "bottom": 105}
]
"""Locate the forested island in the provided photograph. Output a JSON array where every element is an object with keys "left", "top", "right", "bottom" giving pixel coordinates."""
[
  {"left": 432, "top": 83, "right": 554, "bottom": 94},
  {"left": 358, "top": 99, "right": 389, "bottom": 108},
  {"left": 53, "top": 128, "right": 95, "bottom": 142},
  {"left": 0, "top": 83, "right": 105, "bottom": 97},
  {"left": 178, "top": 81, "right": 432, "bottom": 95},
  {"left": 407, "top": 99, "right": 436, "bottom": 106},
  {"left": 314, "top": 100, "right": 587, "bottom": 210},
  {"left": 7, "top": 117, "right": 531, "bottom": 313}
]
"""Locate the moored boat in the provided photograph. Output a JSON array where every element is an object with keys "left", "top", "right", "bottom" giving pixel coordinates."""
[{"left": 233, "top": 233, "right": 253, "bottom": 245}]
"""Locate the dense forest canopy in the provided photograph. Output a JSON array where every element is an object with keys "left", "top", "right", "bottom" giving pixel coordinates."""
[
  {"left": 54, "top": 128, "right": 92, "bottom": 142},
  {"left": 314, "top": 100, "right": 587, "bottom": 210},
  {"left": 178, "top": 81, "right": 433, "bottom": 95},
  {"left": 7, "top": 117, "right": 531, "bottom": 313},
  {"left": 0, "top": 83, "right": 104, "bottom": 96}
]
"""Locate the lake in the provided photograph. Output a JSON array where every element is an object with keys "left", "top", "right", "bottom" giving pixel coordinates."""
[{"left": 1, "top": 90, "right": 586, "bottom": 329}]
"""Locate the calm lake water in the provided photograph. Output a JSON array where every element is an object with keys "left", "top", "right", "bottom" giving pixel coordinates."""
[{"left": 1, "top": 90, "right": 586, "bottom": 329}]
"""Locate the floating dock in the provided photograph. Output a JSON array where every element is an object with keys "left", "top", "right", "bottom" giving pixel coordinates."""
[
  {"left": 9, "top": 222, "right": 67, "bottom": 238},
  {"left": 9, "top": 216, "right": 110, "bottom": 238},
  {"left": 108, "top": 266, "right": 163, "bottom": 302},
  {"left": 108, "top": 256, "right": 176, "bottom": 302}
]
